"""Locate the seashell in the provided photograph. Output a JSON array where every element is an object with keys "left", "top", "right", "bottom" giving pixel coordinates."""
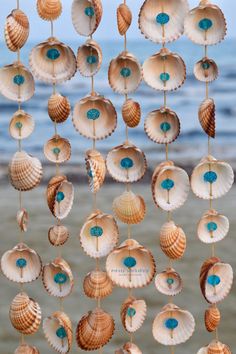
[
  {"left": 108, "top": 52, "right": 142, "bottom": 94},
  {"left": 106, "top": 238, "right": 156, "bottom": 288},
  {"left": 152, "top": 161, "right": 190, "bottom": 211},
  {"left": 197, "top": 209, "right": 229, "bottom": 244},
  {"left": 17, "top": 208, "right": 29, "bottom": 232},
  {"left": 139, "top": 0, "right": 189, "bottom": 43},
  {"left": 44, "top": 135, "right": 71, "bottom": 163},
  {"left": 120, "top": 296, "right": 147, "bottom": 333},
  {"left": 155, "top": 267, "right": 183, "bottom": 296},
  {"left": 122, "top": 99, "right": 141, "bottom": 128},
  {"left": 1, "top": 243, "right": 42, "bottom": 283},
  {"left": 152, "top": 303, "right": 195, "bottom": 345},
  {"left": 42, "top": 257, "right": 74, "bottom": 297},
  {"left": 48, "top": 93, "right": 71, "bottom": 123},
  {"left": 10, "top": 292, "right": 41, "bottom": 335},
  {"left": 72, "top": 92, "right": 117, "bottom": 140},
  {"left": 194, "top": 57, "right": 218, "bottom": 82},
  {"left": 37, "top": 0, "right": 62, "bottom": 21},
  {"left": 204, "top": 305, "right": 221, "bottom": 332},
  {"left": 85, "top": 149, "right": 106, "bottom": 193},
  {"left": 184, "top": 0, "right": 227, "bottom": 46},
  {"left": 106, "top": 142, "right": 147, "bottom": 183},
  {"left": 9, "top": 110, "right": 34, "bottom": 140},
  {"left": 117, "top": 3, "right": 132, "bottom": 35},
  {"left": 71, "top": 0, "right": 103, "bottom": 36},
  {"left": 29, "top": 37, "right": 76, "bottom": 84},
  {"left": 77, "top": 39, "right": 102, "bottom": 77},
  {"left": 83, "top": 270, "right": 113, "bottom": 299},
  {"left": 5, "top": 9, "right": 29, "bottom": 52},
  {"left": 48, "top": 225, "right": 69, "bottom": 246},
  {"left": 205, "top": 340, "right": 232, "bottom": 354},
  {"left": 112, "top": 190, "right": 146, "bottom": 224},
  {"left": 43, "top": 311, "right": 73, "bottom": 353},
  {"left": 47, "top": 175, "right": 67, "bottom": 214},
  {"left": 143, "top": 48, "right": 186, "bottom": 91},
  {"left": 9, "top": 151, "right": 43, "bottom": 191},
  {"left": 159, "top": 221, "right": 186, "bottom": 260},
  {"left": 144, "top": 107, "right": 180, "bottom": 144},
  {"left": 199, "top": 98, "right": 215, "bottom": 138},
  {"left": 14, "top": 343, "right": 40, "bottom": 354},
  {"left": 76, "top": 308, "right": 115, "bottom": 350},
  {"left": 0, "top": 62, "right": 34, "bottom": 102},
  {"left": 115, "top": 342, "right": 142, "bottom": 354},
  {"left": 191, "top": 155, "right": 234, "bottom": 200}
]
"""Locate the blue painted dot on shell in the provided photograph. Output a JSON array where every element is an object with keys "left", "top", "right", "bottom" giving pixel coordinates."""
[
  {"left": 160, "top": 122, "right": 171, "bottom": 133},
  {"left": 202, "top": 61, "right": 210, "bottom": 70},
  {"left": 16, "top": 258, "right": 27, "bottom": 268},
  {"left": 120, "top": 157, "right": 134, "bottom": 169},
  {"left": 120, "top": 67, "right": 131, "bottom": 78},
  {"left": 90, "top": 226, "right": 103, "bottom": 237},
  {"left": 13, "top": 74, "right": 25, "bottom": 86},
  {"left": 165, "top": 318, "right": 179, "bottom": 330},
  {"left": 161, "top": 178, "right": 175, "bottom": 190},
  {"left": 56, "top": 191, "right": 65, "bottom": 203},
  {"left": 156, "top": 12, "right": 170, "bottom": 25},
  {"left": 166, "top": 277, "right": 174, "bottom": 285},
  {"left": 123, "top": 256, "right": 137, "bottom": 268},
  {"left": 53, "top": 147, "right": 61, "bottom": 155},
  {"left": 207, "top": 274, "right": 221, "bottom": 286},
  {"left": 84, "top": 6, "right": 95, "bottom": 17},
  {"left": 160, "top": 72, "right": 170, "bottom": 82},
  {"left": 127, "top": 307, "right": 136, "bottom": 318},
  {"left": 207, "top": 222, "right": 217, "bottom": 232},
  {"left": 199, "top": 18, "right": 213, "bottom": 30},
  {"left": 204, "top": 171, "right": 217, "bottom": 183},
  {"left": 87, "top": 108, "right": 100, "bottom": 120},
  {"left": 46, "top": 48, "right": 60, "bottom": 60},
  {"left": 15, "top": 121, "right": 23, "bottom": 129},
  {"left": 56, "top": 326, "right": 67, "bottom": 339},
  {"left": 54, "top": 272, "right": 67, "bottom": 284},
  {"left": 86, "top": 55, "right": 97, "bottom": 64}
]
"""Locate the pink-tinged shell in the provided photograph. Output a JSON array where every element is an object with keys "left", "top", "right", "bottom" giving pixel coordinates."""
[
  {"left": 159, "top": 221, "right": 186, "bottom": 260},
  {"left": 44, "top": 135, "right": 71, "bottom": 163},
  {"left": 199, "top": 98, "right": 215, "bottom": 138},
  {"left": 48, "top": 93, "right": 71, "bottom": 123},
  {"left": 197, "top": 209, "right": 229, "bottom": 244},
  {"left": 71, "top": 0, "right": 103, "bottom": 36},
  {"left": 85, "top": 149, "right": 106, "bottom": 193},
  {"left": 155, "top": 267, "right": 183, "bottom": 296},
  {"left": 48, "top": 224, "right": 69, "bottom": 246},
  {"left": 5, "top": 9, "right": 29, "bottom": 52},
  {"left": 77, "top": 39, "right": 102, "bottom": 77},
  {"left": 117, "top": 3, "right": 132, "bottom": 35},
  {"left": 83, "top": 270, "right": 113, "bottom": 299},
  {"left": 37, "top": 0, "right": 62, "bottom": 21},
  {"left": 14, "top": 343, "right": 40, "bottom": 354},
  {"left": 17, "top": 208, "right": 29, "bottom": 232},
  {"left": 9, "top": 110, "right": 35, "bottom": 140},
  {"left": 204, "top": 305, "right": 221, "bottom": 332},
  {"left": 115, "top": 342, "right": 142, "bottom": 354},
  {"left": 120, "top": 296, "right": 147, "bottom": 333},
  {"left": 194, "top": 57, "right": 218, "bottom": 82},
  {"left": 197, "top": 340, "right": 232, "bottom": 354},
  {"left": 122, "top": 99, "right": 141, "bottom": 128}
]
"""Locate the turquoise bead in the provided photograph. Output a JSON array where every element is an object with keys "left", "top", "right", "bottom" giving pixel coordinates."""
[
  {"left": 46, "top": 48, "right": 60, "bottom": 60},
  {"left": 120, "top": 157, "right": 133, "bottom": 169},
  {"left": 13, "top": 75, "right": 25, "bottom": 86},
  {"left": 16, "top": 258, "right": 27, "bottom": 268},
  {"left": 207, "top": 274, "right": 221, "bottom": 286},
  {"left": 160, "top": 72, "right": 170, "bottom": 82},
  {"left": 165, "top": 318, "right": 179, "bottom": 330},
  {"left": 156, "top": 12, "right": 170, "bottom": 25},
  {"left": 127, "top": 307, "right": 136, "bottom": 318},
  {"left": 15, "top": 121, "right": 23, "bottom": 129},
  {"left": 56, "top": 191, "right": 65, "bottom": 203},
  {"left": 202, "top": 61, "right": 210, "bottom": 70},
  {"left": 123, "top": 256, "right": 136, "bottom": 268},
  {"left": 160, "top": 122, "right": 171, "bottom": 132},
  {"left": 120, "top": 67, "right": 131, "bottom": 78},
  {"left": 87, "top": 108, "right": 100, "bottom": 120},
  {"left": 53, "top": 147, "right": 61, "bottom": 155},
  {"left": 166, "top": 277, "right": 174, "bottom": 285},
  {"left": 161, "top": 178, "right": 175, "bottom": 190},
  {"left": 199, "top": 18, "right": 213, "bottom": 30},
  {"left": 90, "top": 226, "right": 103, "bottom": 237},
  {"left": 56, "top": 326, "right": 67, "bottom": 339},
  {"left": 87, "top": 55, "right": 97, "bottom": 64},
  {"left": 207, "top": 222, "right": 217, "bottom": 232},
  {"left": 88, "top": 169, "right": 93, "bottom": 178},
  {"left": 54, "top": 272, "right": 67, "bottom": 284},
  {"left": 204, "top": 171, "right": 217, "bottom": 183},
  {"left": 84, "top": 6, "right": 95, "bottom": 17}
]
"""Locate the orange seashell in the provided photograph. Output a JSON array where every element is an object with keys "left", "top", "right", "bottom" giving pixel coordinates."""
[
  {"left": 48, "top": 93, "right": 71, "bottom": 123},
  {"left": 199, "top": 98, "right": 215, "bottom": 138},
  {"left": 83, "top": 270, "right": 113, "bottom": 299},
  {"left": 207, "top": 340, "right": 232, "bottom": 354},
  {"left": 37, "top": 0, "right": 62, "bottom": 21},
  {"left": 159, "top": 221, "right": 186, "bottom": 260},
  {"left": 46, "top": 175, "right": 67, "bottom": 214},
  {"left": 48, "top": 224, "right": 69, "bottom": 246},
  {"left": 17, "top": 208, "right": 29, "bottom": 232},
  {"left": 77, "top": 39, "right": 102, "bottom": 77},
  {"left": 115, "top": 342, "right": 142, "bottom": 354},
  {"left": 5, "top": 9, "right": 29, "bottom": 52},
  {"left": 120, "top": 296, "right": 147, "bottom": 333},
  {"left": 117, "top": 3, "right": 132, "bottom": 35},
  {"left": 204, "top": 305, "right": 221, "bottom": 332},
  {"left": 14, "top": 343, "right": 39, "bottom": 354},
  {"left": 44, "top": 135, "right": 71, "bottom": 163},
  {"left": 122, "top": 99, "right": 141, "bottom": 128},
  {"left": 85, "top": 149, "right": 106, "bottom": 193}
]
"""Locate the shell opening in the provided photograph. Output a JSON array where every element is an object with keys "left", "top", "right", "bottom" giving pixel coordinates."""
[
  {"left": 161, "top": 178, "right": 175, "bottom": 190},
  {"left": 120, "top": 67, "right": 131, "bottom": 77},
  {"left": 120, "top": 157, "right": 134, "bottom": 169},
  {"left": 13, "top": 74, "right": 25, "bottom": 85},
  {"left": 203, "top": 171, "right": 217, "bottom": 183},
  {"left": 123, "top": 256, "right": 137, "bottom": 268},
  {"left": 165, "top": 318, "right": 179, "bottom": 330},
  {"left": 54, "top": 272, "right": 68, "bottom": 284},
  {"left": 198, "top": 18, "right": 213, "bottom": 31},
  {"left": 86, "top": 108, "right": 100, "bottom": 120},
  {"left": 84, "top": 6, "right": 95, "bottom": 17},
  {"left": 156, "top": 12, "right": 170, "bottom": 25},
  {"left": 207, "top": 274, "right": 221, "bottom": 286},
  {"left": 90, "top": 226, "right": 103, "bottom": 237},
  {"left": 46, "top": 48, "right": 61, "bottom": 60}
]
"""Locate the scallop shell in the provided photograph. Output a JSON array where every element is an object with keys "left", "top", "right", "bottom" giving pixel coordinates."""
[
  {"left": 83, "top": 270, "right": 113, "bottom": 299},
  {"left": 14, "top": 344, "right": 40, "bottom": 354},
  {"left": 122, "top": 99, "right": 141, "bottom": 128},
  {"left": 197, "top": 209, "right": 229, "bottom": 244},
  {"left": 197, "top": 342, "right": 232, "bottom": 354},
  {"left": 204, "top": 305, "right": 221, "bottom": 332},
  {"left": 112, "top": 190, "right": 146, "bottom": 224},
  {"left": 10, "top": 292, "right": 42, "bottom": 335},
  {"left": 5, "top": 9, "right": 29, "bottom": 52},
  {"left": 9, "top": 151, "right": 43, "bottom": 191},
  {"left": 0, "top": 62, "right": 34, "bottom": 102},
  {"left": 106, "top": 142, "right": 147, "bottom": 183},
  {"left": 71, "top": 0, "right": 103, "bottom": 36},
  {"left": 80, "top": 210, "right": 119, "bottom": 258},
  {"left": 106, "top": 238, "right": 156, "bottom": 288},
  {"left": 108, "top": 52, "right": 142, "bottom": 94},
  {"left": 76, "top": 308, "right": 115, "bottom": 350},
  {"left": 44, "top": 135, "right": 71, "bottom": 163},
  {"left": 77, "top": 39, "right": 102, "bottom": 77},
  {"left": 115, "top": 342, "right": 142, "bottom": 354},
  {"left": 72, "top": 93, "right": 117, "bottom": 140},
  {"left": 1, "top": 243, "right": 42, "bottom": 283},
  {"left": 139, "top": 0, "right": 189, "bottom": 43},
  {"left": 37, "top": 0, "right": 62, "bottom": 21},
  {"left": 191, "top": 155, "right": 234, "bottom": 200},
  {"left": 85, "top": 149, "right": 106, "bottom": 193},
  {"left": 184, "top": 1, "right": 227, "bottom": 46},
  {"left": 155, "top": 267, "right": 183, "bottom": 296},
  {"left": 43, "top": 311, "right": 73, "bottom": 353},
  {"left": 48, "top": 93, "right": 71, "bottom": 123},
  {"left": 152, "top": 161, "right": 190, "bottom": 211},
  {"left": 144, "top": 107, "right": 180, "bottom": 144},
  {"left": 9, "top": 110, "right": 34, "bottom": 140},
  {"left": 199, "top": 98, "right": 215, "bottom": 138},
  {"left": 29, "top": 37, "right": 76, "bottom": 84},
  {"left": 194, "top": 57, "right": 218, "bottom": 82},
  {"left": 47, "top": 175, "right": 67, "bottom": 213},
  {"left": 120, "top": 296, "right": 147, "bottom": 333},
  {"left": 152, "top": 303, "right": 195, "bottom": 345},
  {"left": 48, "top": 225, "right": 69, "bottom": 246},
  {"left": 17, "top": 208, "right": 29, "bottom": 232},
  {"left": 159, "top": 221, "right": 186, "bottom": 260},
  {"left": 117, "top": 3, "right": 132, "bottom": 35}
]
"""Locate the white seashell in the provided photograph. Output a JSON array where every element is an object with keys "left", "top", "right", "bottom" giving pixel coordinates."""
[
  {"left": 48, "top": 224, "right": 69, "bottom": 246},
  {"left": 53, "top": 180, "right": 74, "bottom": 220},
  {"left": 17, "top": 208, "right": 29, "bottom": 232},
  {"left": 83, "top": 270, "right": 113, "bottom": 299},
  {"left": 85, "top": 149, "right": 106, "bottom": 193},
  {"left": 197, "top": 209, "right": 229, "bottom": 244},
  {"left": 77, "top": 39, "right": 102, "bottom": 77},
  {"left": 14, "top": 343, "right": 40, "bottom": 354},
  {"left": 120, "top": 296, "right": 147, "bottom": 333},
  {"left": 44, "top": 135, "right": 71, "bottom": 163},
  {"left": 72, "top": 0, "right": 103, "bottom": 37},
  {"left": 5, "top": 9, "right": 29, "bottom": 52},
  {"left": 194, "top": 57, "right": 218, "bottom": 82},
  {"left": 9, "top": 110, "right": 35, "bottom": 140},
  {"left": 37, "top": 0, "right": 62, "bottom": 21},
  {"left": 155, "top": 267, "right": 183, "bottom": 296},
  {"left": 115, "top": 342, "right": 143, "bottom": 354}
]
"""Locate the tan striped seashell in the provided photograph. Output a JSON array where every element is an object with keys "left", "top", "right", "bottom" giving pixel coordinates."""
[
  {"left": 17, "top": 208, "right": 29, "bottom": 232},
  {"left": 5, "top": 9, "right": 29, "bottom": 52},
  {"left": 83, "top": 270, "right": 113, "bottom": 299},
  {"left": 155, "top": 267, "right": 183, "bottom": 296},
  {"left": 85, "top": 149, "right": 106, "bottom": 193},
  {"left": 77, "top": 39, "right": 102, "bottom": 77},
  {"left": 112, "top": 190, "right": 146, "bottom": 224},
  {"left": 115, "top": 342, "right": 142, "bottom": 354},
  {"left": 44, "top": 135, "right": 71, "bottom": 163},
  {"left": 197, "top": 209, "right": 229, "bottom": 244},
  {"left": 159, "top": 221, "right": 186, "bottom": 260},
  {"left": 72, "top": 0, "right": 103, "bottom": 36},
  {"left": 43, "top": 311, "right": 73, "bottom": 353},
  {"left": 37, "top": 0, "right": 62, "bottom": 21},
  {"left": 207, "top": 340, "right": 232, "bottom": 354},
  {"left": 194, "top": 57, "right": 218, "bottom": 82},
  {"left": 117, "top": 3, "right": 132, "bottom": 35},
  {"left": 48, "top": 93, "right": 71, "bottom": 123},
  {"left": 10, "top": 292, "right": 42, "bottom": 335},
  {"left": 199, "top": 98, "right": 215, "bottom": 138},
  {"left": 47, "top": 175, "right": 67, "bottom": 214},
  {"left": 9, "top": 151, "right": 43, "bottom": 191},
  {"left": 108, "top": 52, "right": 142, "bottom": 94},
  {"left": 204, "top": 305, "right": 221, "bottom": 332},
  {"left": 144, "top": 107, "right": 180, "bottom": 144},
  {"left": 48, "top": 225, "right": 69, "bottom": 246},
  {"left": 120, "top": 296, "right": 147, "bottom": 333},
  {"left": 14, "top": 344, "right": 39, "bottom": 354},
  {"left": 76, "top": 308, "right": 115, "bottom": 350},
  {"left": 9, "top": 110, "right": 34, "bottom": 140},
  {"left": 122, "top": 99, "right": 141, "bottom": 128},
  {"left": 106, "top": 238, "right": 156, "bottom": 288},
  {"left": 143, "top": 48, "right": 186, "bottom": 91}
]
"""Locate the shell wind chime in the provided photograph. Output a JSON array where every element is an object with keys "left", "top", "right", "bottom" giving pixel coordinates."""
[{"left": 184, "top": 1, "right": 234, "bottom": 352}]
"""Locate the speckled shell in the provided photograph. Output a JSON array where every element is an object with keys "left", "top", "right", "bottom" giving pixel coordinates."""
[
  {"left": 10, "top": 292, "right": 41, "bottom": 335},
  {"left": 5, "top": 9, "right": 29, "bottom": 52},
  {"left": 72, "top": 93, "right": 117, "bottom": 140},
  {"left": 71, "top": 0, "right": 103, "bottom": 36},
  {"left": 122, "top": 99, "right": 141, "bottom": 128},
  {"left": 37, "top": 0, "right": 62, "bottom": 21},
  {"left": 106, "top": 142, "right": 147, "bottom": 183},
  {"left": 29, "top": 37, "right": 76, "bottom": 84},
  {"left": 9, "top": 110, "right": 34, "bottom": 140},
  {"left": 17, "top": 208, "right": 29, "bottom": 232},
  {"left": 159, "top": 221, "right": 186, "bottom": 260},
  {"left": 115, "top": 342, "right": 142, "bottom": 354},
  {"left": 83, "top": 270, "right": 113, "bottom": 299},
  {"left": 106, "top": 238, "right": 156, "bottom": 288},
  {"left": 199, "top": 98, "right": 215, "bottom": 138},
  {"left": 14, "top": 344, "right": 40, "bottom": 354},
  {"left": 77, "top": 39, "right": 102, "bottom": 77},
  {"left": 76, "top": 308, "right": 115, "bottom": 350},
  {"left": 44, "top": 135, "right": 71, "bottom": 163},
  {"left": 204, "top": 305, "right": 221, "bottom": 332},
  {"left": 108, "top": 52, "right": 142, "bottom": 94},
  {"left": 112, "top": 190, "right": 146, "bottom": 224},
  {"left": 48, "top": 225, "right": 69, "bottom": 246},
  {"left": 85, "top": 149, "right": 106, "bottom": 193},
  {"left": 80, "top": 210, "right": 119, "bottom": 258},
  {"left": 144, "top": 107, "right": 180, "bottom": 144},
  {"left": 197, "top": 209, "right": 229, "bottom": 244},
  {"left": 152, "top": 303, "right": 195, "bottom": 345},
  {"left": 9, "top": 151, "right": 43, "bottom": 191},
  {"left": 155, "top": 267, "right": 183, "bottom": 296},
  {"left": 194, "top": 57, "right": 218, "bottom": 82},
  {"left": 120, "top": 296, "right": 147, "bottom": 333},
  {"left": 43, "top": 311, "right": 73, "bottom": 354},
  {"left": 48, "top": 93, "right": 71, "bottom": 123},
  {"left": 117, "top": 3, "right": 132, "bottom": 35},
  {"left": 139, "top": 0, "right": 189, "bottom": 43},
  {"left": 191, "top": 155, "right": 234, "bottom": 200},
  {"left": 143, "top": 48, "right": 186, "bottom": 91}
]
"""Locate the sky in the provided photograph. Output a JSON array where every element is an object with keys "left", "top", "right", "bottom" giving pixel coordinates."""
[{"left": 0, "top": 0, "right": 234, "bottom": 41}]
